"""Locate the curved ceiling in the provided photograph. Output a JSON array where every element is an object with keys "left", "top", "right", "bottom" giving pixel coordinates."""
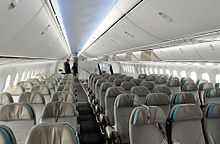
[{"left": 53, "top": 0, "right": 117, "bottom": 53}]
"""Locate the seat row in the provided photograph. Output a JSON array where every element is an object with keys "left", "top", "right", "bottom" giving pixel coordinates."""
[
  {"left": 88, "top": 73, "right": 220, "bottom": 144},
  {"left": 0, "top": 73, "right": 80, "bottom": 144}
]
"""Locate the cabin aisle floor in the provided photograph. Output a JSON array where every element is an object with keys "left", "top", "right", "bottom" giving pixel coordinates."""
[{"left": 75, "top": 79, "right": 105, "bottom": 144}]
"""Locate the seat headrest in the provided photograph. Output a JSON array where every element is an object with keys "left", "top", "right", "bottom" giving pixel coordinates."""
[
  {"left": 146, "top": 93, "right": 170, "bottom": 105},
  {"left": 18, "top": 92, "right": 45, "bottom": 104},
  {"left": 181, "top": 77, "right": 194, "bottom": 85},
  {"left": 172, "top": 92, "right": 195, "bottom": 105},
  {"left": 31, "top": 85, "right": 50, "bottom": 95},
  {"left": 204, "top": 88, "right": 220, "bottom": 97},
  {"left": 0, "top": 103, "right": 35, "bottom": 121},
  {"left": 199, "top": 83, "right": 213, "bottom": 90},
  {"left": 167, "top": 79, "right": 180, "bottom": 87},
  {"left": 205, "top": 103, "right": 220, "bottom": 119},
  {"left": 0, "top": 92, "right": 13, "bottom": 105},
  {"left": 170, "top": 104, "right": 203, "bottom": 122},
  {"left": 146, "top": 74, "right": 158, "bottom": 81},
  {"left": 182, "top": 83, "right": 198, "bottom": 91},
  {"left": 25, "top": 123, "right": 79, "bottom": 144},
  {"left": 39, "top": 81, "right": 55, "bottom": 89},
  {"left": 52, "top": 91, "right": 76, "bottom": 103},
  {"left": 104, "top": 74, "right": 111, "bottom": 79},
  {"left": 42, "top": 102, "right": 77, "bottom": 118},
  {"left": 16, "top": 81, "right": 33, "bottom": 89},
  {"left": 4, "top": 85, "right": 25, "bottom": 95},
  {"left": 139, "top": 81, "right": 155, "bottom": 90},
  {"left": 96, "top": 78, "right": 107, "bottom": 87},
  {"left": 120, "top": 82, "right": 136, "bottom": 90},
  {"left": 115, "top": 94, "right": 136, "bottom": 108},
  {"left": 130, "top": 79, "right": 142, "bottom": 85},
  {"left": 215, "top": 83, "right": 220, "bottom": 88},
  {"left": 27, "top": 78, "right": 40, "bottom": 85},
  {"left": 45, "top": 78, "right": 57, "bottom": 85},
  {"left": 114, "top": 78, "right": 125, "bottom": 86},
  {"left": 108, "top": 76, "right": 117, "bottom": 82},
  {"left": 123, "top": 76, "right": 133, "bottom": 82},
  {"left": 196, "top": 79, "right": 208, "bottom": 86},
  {"left": 130, "top": 86, "right": 150, "bottom": 97},
  {"left": 116, "top": 75, "right": 126, "bottom": 79},
  {"left": 106, "top": 87, "right": 125, "bottom": 98},
  {"left": 155, "top": 77, "right": 167, "bottom": 84},
  {"left": 153, "top": 86, "right": 171, "bottom": 96},
  {"left": 0, "top": 125, "right": 16, "bottom": 144},
  {"left": 138, "top": 74, "right": 147, "bottom": 79},
  {"left": 92, "top": 76, "right": 102, "bottom": 83},
  {"left": 130, "top": 106, "right": 166, "bottom": 126},
  {"left": 57, "top": 86, "right": 74, "bottom": 92},
  {"left": 100, "top": 82, "right": 114, "bottom": 91}
]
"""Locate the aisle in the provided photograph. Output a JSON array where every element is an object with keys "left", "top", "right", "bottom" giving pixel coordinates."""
[{"left": 75, "top": 79, "right": 105, "bottom": 144}]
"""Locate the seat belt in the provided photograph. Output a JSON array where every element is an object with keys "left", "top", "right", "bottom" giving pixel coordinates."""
[{"left": 156, "top": 122, "right": 168, "bottom": 142}]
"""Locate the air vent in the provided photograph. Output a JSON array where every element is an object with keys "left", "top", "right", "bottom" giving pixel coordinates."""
[{"left": 159, "top": 12, "right": 175, "bottom": 23}]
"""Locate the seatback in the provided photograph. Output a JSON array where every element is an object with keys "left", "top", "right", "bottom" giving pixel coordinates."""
[
  {"left": 155, "top": 76, "right": 167, "bottom": 87},
  {"left": 0, "top": 92, "right": 14, "bottom": 106},
  {"left": 138, "top": 74, "right": 147, "bottom": 79},
  {"left": 39, "top": 81, "right": 55, "bottom": 94},
  {"left": 130, "top": 86, "right": 150, "bottom": 104},
  {"left": 120, "top": 82, "right": 136, "bottom": 93},
  {"left": 31, "top": 85, "right": 51, "bottom": 103},
  {"left": 215, "top": 83, "right": 220, "bottom": 88},
  {"left": 146, "top": 93, "right": 170, "bottom": 118},
  {"left": 52, "top": 91, "right": 76, "bottom": 103},
  {"left": 114, "top": 94, "right": 136, "bottom": 143},
  {"left": 123, "top": 76, "right": 133, "bottom": 82},
  {"left": 40, "top": 101, "right": 78, "bottom": 133},
  {"left": 27, "top": 78, "right": 40, "bottom": 85},
  {"left": 203, "top": 103, "right": 220, "bottom": 144},
  {"left": 139, "top": 81, "right": 155, "bottom": 92},
  {"left": 57, "top": 85, "right": 74, "bottom": 92},
  {"left": 0, "top": 103, "right": 35, "bottom": 144},
  {"left": 169, "top": 104, "right": 205, "bottom": 144},
  {"left": 182, "top": 83, "right": 199, "bottom": 104},
  {"left": 181, "top": 77, "right": 194, "bottom": 87},
  {"left": 92, "top": 76, "right": 102, "bottom": 94},
  {"left": 130, "top": 79, "right": 143, "bottom": 86},
  {"left": 129, "top": 106, "right": 167, "bottom": 144},
  {"left": 4, "top": 85, "right": 25, "bottom": 102},
  {"left": 198, "top": 83, "right": 213, "bottom": 105},
  {"left": 99, "top": 82, "right": 114, "bottom": 111},
  {"left": 167, "top": 77, "right": 181, "bottom": 96},
  {"left": 45, "top": 77, "right": 58, "bottom": 89},
  {"left": 108, "top": 76, "right": 117, "bottom": 82},
  {"left": 25, "top": 123, "right": 79, "bottom": 144},
  {"left": 105, "top": 86, "right": 125, "bottom": 125},
  {"left": 0, "top": 125, "right": 17, "bottom": 144},
  {"left": 146, "top": 74, "right": 158, "bottom": 81},
  {"left": 153, "top": 86, "right": 171, "bottom": 99},
  {"left": 171, "top": 92, "right": 196, "bottom": 107},
  {"left": 204, "top": 87, "right": 220, "bottom": 105},
  {"left": 95, "top": 78, "right": 107, "bottom": 100},
  {"left": 18, "top": 92, "right": 45, "bottom": 123},
  {"left": 196, "top": 79, "right": 208, "bottom": 87},
  {"left": 16, "top": 81, "right": 33, "bottom": 91},
  {"left": 114, "top": 78, "right": 125, "bottom": 86}
]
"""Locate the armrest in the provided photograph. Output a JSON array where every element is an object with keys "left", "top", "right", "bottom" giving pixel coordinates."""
[
  {"left": 105, "top": 126, "right": 122, "bottom": 144},
  {"left": 105, "top": 125, "right": 115, "bottom": 138}
]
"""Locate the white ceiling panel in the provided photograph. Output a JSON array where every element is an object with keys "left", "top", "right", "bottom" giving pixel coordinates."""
[
  {"left": 128, "top": 0, "right": 220, "bottom": 40},
  {"left": 1, "top": 6, "right": 69, "bottom": 59},
  {"left": 0, "top": 0, "right": 43, "bottom": 48}
]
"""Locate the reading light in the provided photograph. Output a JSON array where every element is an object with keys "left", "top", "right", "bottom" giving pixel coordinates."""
[
  {"left": 9, "top": 0, "right": 19, "bottom": 9},
  {"left": 158, "top": 12, "right": 175, "bottom": 23}
]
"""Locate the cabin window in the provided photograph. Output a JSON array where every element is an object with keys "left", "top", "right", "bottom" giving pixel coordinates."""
[
  {"left": 21, "top": 71, "right": 26, "bottom": 81},
  {"left": 166, "top": 69, "right": 171, "bottom": 76},
  {"left": 190, "top": 72, "right": 197, "bottom": 82},
  {"left": 216, "top": 74, "right": 220, "bottom": 83},
  {"left": 4, "top": 75, "right": 11, "bottom": 90},
  {"left": 145, "top": 67, "right": 149, "bottom": 75},
  {"left": 173, "top": 70, "right": 179, "bottom": 77},
  {"left": 149, "top": 68, "right": 153, "bottom": 74},
  {"left": 154, "top": 68, "right": 158, "bottom": 74},
  {"left": 26, "top": 71, "right": 31, "bottom": 80},
  {"left": 31, "top": 71, "right": 34, "bottom": 77},
  {"left": 13, "top": 73, "right": 19, "bottom": 86},
  {"left": 181, "top": 71, "right": 187, "bottom": 78},
  {"left": 159, "top": 69, "right": 163, "bottom": 74},
  {"left": 141, "top": 67, "right": 145, "bottom": 74},
  {"left": 202, "top": 73, "right": 210, "bottom": 82},
  {"left": 129, "top": 66, "right": 132, "bottom": 73},
  {"left": 132, "top": 66, "right": 135, "bottom": 73}
]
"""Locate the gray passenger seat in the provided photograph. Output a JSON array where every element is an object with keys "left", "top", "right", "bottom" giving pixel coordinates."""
[
  {"left": 129, "top": 106, "right": 167, "bottom": 144},
  {"left": 169, "top": 104, "right": 205, "bottom": 144}
]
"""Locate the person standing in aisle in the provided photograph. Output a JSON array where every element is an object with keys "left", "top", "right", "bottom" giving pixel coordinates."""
[
  {"left": 72, "top": 62, "right": 78, "bottom": 77},
  {"left": 64, "top": 58, "right": 71, "bottom": 74}
]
